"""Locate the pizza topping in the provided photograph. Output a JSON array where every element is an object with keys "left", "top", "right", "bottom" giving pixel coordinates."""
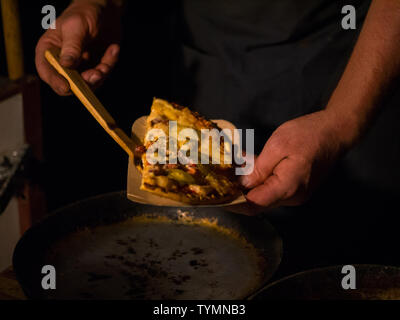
[
  {"left": 181, "top": 185, "right": 196, "bottom": 195},
  {"left": 155, "top": 176, "right": 171, "bottom": 189},
  {"left": 165, "top": 164, "right": 179, "bottom": 169},
  {"left": 187, "top": 184, "right": 214, "bottom": 197},
  {"left": 134, "top": 145, "right": 146, "bottom": 155},
  {"left": 185, "top": 165, "right": 197, "bottom": 175},
  {"left": 202, "top": 171, "right": 233, "bottom": 196},
  {"left": 148, "top": 165, "right": 167, "bottom": 176},
  {"left": 170, "top": 102, "right": 185, "bottom": 110},
  {"left": 139, "top": 98, "right": 240, "bottom": 203},
  {"left": 186, "top": 167, "right": 197, "bottom": 175},
  {"left": 167, "top": 169, "right": 196, "bottom": 186},
  {"left": 150, "top": 116, "right": 169, "bottom": 127}
]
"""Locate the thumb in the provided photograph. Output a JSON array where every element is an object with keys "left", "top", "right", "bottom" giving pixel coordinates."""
[
  {"left": 60, "top": 19, "right": 87, "bottom": 67},
  {"left": 240, "top": 141, "right": 285, "bottom": 189}
]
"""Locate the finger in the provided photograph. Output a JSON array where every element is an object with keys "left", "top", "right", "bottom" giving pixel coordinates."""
[
  {"left": 81, "top": 69, "right": 96, "bottom": 82},
  {"left": 81, "top": 44, "right": 119, "bottom": 84},
  {"left": 245, "top": 159, "right": 300, "bottom": 207},
  {"left": 96, "top": 44, "right": 120, "bottom": 74},
  {"left": 35, "top": 39, "right": 71, "bottom": 95},
  {"left": 81, "top": 69, "right": 103, "bottom": 85},
  {"left": 246, "top": 174, "right": 288, "bottom": 207},
  {"left": 240, "top": 139, "right": 286, "bottom": 189},
  {"left": 59, "top": 18, "right": 86, "bottom": 67}
]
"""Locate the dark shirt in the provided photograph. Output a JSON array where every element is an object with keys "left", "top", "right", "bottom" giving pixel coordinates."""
[{"left": 171, "top": 0, "right": 370, "bottom": 151}]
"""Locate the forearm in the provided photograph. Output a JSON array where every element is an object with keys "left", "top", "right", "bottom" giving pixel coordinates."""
[{"left": 325, "top": 0, "right": 400, "bottom": 148}]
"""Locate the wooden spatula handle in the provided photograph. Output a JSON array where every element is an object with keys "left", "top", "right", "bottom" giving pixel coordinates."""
[{"left": 44, "top": 47, "right": 134, "bottom": 158}]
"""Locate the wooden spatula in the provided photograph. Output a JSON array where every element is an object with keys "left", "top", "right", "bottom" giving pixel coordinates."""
[
  {"left": 45, "top": 48, "right": 248, "bottom": 209},
  {"left": 44, "top": 47, "right": 135, "bottom": 158}
]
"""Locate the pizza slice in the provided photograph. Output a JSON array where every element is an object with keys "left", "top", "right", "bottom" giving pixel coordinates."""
[{"left": 134, "top": 98, "right": 241, "bottom": 204}]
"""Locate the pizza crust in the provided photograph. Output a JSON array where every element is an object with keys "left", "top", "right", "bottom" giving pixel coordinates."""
[{"left": 140, "top": 182, "right": 241, "bottom": 205}]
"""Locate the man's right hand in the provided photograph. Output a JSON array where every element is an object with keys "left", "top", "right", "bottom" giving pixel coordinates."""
[{"left": 35, "top": 1, "right": 121, "bottom": 95}]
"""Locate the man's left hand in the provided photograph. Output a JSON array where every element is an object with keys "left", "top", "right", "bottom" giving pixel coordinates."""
[{"left": 240, "top": 110, "right": 348, "bottom": 210}]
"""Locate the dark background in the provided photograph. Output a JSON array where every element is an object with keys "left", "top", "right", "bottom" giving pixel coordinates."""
[
  {"left": 1, "top": 1, "right": 399, "bottom": 276},
  {"left": 1, "top": 1, "right": 179, "bottom": 210}
]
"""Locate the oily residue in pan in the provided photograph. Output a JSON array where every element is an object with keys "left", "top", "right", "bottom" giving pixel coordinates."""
[{"left": 44, "top": 212, "right": 268, "bottom": 300}]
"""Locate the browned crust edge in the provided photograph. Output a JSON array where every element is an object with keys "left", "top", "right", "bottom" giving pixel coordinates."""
[{"left": 140, "top": 183, "right": 241, "bottom": 205}]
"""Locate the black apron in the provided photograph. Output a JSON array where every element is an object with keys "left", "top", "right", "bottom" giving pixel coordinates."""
[{"left": 171, "top": 0, "right": 371, "bottom": 151}]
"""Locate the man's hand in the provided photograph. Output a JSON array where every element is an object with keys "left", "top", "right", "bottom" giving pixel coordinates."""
[
  {"left": 35, "top": 1, "right": 122, "bottom": 95},
  {"left": 241, "top": 110, "right": 348, "bottom": 209}
]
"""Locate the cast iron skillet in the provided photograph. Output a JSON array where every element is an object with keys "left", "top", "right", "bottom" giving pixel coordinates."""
[
  {"left": 250, "top": 264, "right": 400, "bottom": 300},
  {"left": 13, "top": 191, "right": 282, "bottom": 300}
]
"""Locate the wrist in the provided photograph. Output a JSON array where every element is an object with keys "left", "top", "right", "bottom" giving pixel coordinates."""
[{"left": 322, "top": 107, "right": 365, "bottom": 152}]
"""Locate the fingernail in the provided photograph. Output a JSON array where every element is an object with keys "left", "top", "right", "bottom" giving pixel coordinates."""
[
  {"left": 89, "top": 73, "right": 101, "bottom": 84},
  {"left": 111, "top": 46, "right": 120, "bottom": 57}
]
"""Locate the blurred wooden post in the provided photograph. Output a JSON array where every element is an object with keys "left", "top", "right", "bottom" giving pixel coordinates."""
[
  {"left": 0, "top": 0, "right": 46, "bottom": 234},
  {"left": 1, "top": 0, "right": 24, "bottom": 80}
]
